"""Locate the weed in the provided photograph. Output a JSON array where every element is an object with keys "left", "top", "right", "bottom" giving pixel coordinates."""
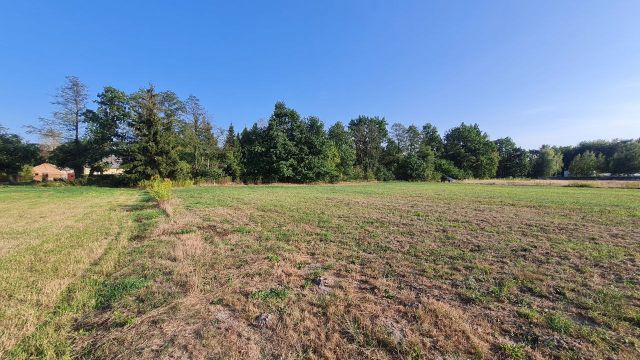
[
  {"left": 517, "top": 307, "right": 539, "bottom": 321},
  {"left": 95, "top": 277, "right": 149, "bottom": 310},
  {"left": 545, "top": 312, "right": 575, "bottom": 335},
  {"left": 266, "top": 254, "right": 281, "bottom": 263},
  {"left": 233, "top": 225, "right": 251, "bottom": 234},
  {"left": 249, "top": 286, "right": 290, "bottom": 301},
  {"left": 112, "top": 310, "right": 137, "bottom": 327},
  {"left": 491, "top": 279, "right": 517, "bottom": 301},
  {"left": 499, "top": 343, "right": 527, "bottom": 360}
]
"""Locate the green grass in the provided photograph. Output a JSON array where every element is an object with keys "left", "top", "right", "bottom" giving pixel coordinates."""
[{"left": 94, "top": 277, "right": 149, "bottom": 310}]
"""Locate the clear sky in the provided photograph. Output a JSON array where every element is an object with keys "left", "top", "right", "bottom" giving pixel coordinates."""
[{"left": 1, "top": 0, "right": 638, "bottom": 149}]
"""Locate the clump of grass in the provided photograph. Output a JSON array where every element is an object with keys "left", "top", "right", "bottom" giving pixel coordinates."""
[
  {"left": 517, "top": 307, "right": 539, "bottom": 321},
  {"left": 626, "top": 309, "right": 640, "bottom": 327},
  {"left": 382, "top": 288, "right": 396, "bottom": 299},
  {"left": 249, "top": 286, "right": 290, "bottom": 301},
  {"left": 139, "top": 176, "right": 173, "bottom": 201},
  {"left": 499, "top": 343, "right": 527, "bottom": 360},
  {"left": 266, "top": 254, "right": 281, "bottom": 263},
  {"left": 112, "top": 310, "right": 137, "bottom": 327},
  {"left": 491, "top": 279, "right": 517, "bottom": 301},
  {"left": 545, "top": 312, "right": 575, "bottom": 335},
  {"left": 95, "top": 277, "right": 149, "bottom": 310},
  {"left": 233, "top": 225, "right": 251, "bottom": 234}
]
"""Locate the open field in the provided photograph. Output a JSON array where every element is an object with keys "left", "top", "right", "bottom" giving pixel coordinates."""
[
  {"left": 2, "top": 183, "right": 640, "bottom": 359},
  {"left": 0, "top": 186, "right": 141, "bottom": 357},
  {"left": 464, "top": 179, "right": 640, "bottom": 189}
]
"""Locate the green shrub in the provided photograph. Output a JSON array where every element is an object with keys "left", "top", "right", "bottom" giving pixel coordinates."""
[
  {"left": 18, "top": 165, "right": 33, "bottom": 182},
  {"left": 139, "top": 176, "right": 173, "bottom": 201}
]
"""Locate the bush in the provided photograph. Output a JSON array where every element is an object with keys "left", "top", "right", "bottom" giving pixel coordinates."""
[
  {"left": 38, "top": 180, "right": 68, "bottom": 188},
  {"left": 18, "top": 165, "right": 33, "bottom": 182},
  {"left": 139, "top": 176, "right": 173, "bottom": 201},
  {"left": 85, "top": 174, "right": 131, "bottom": 187},
  {"left": 435, "top": 159, "right": 470, "bottom": 180}
]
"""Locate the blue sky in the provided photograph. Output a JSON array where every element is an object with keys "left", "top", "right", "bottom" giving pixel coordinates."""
[{"left": 1, "top": 0, "right": 638, "bottom": 149}]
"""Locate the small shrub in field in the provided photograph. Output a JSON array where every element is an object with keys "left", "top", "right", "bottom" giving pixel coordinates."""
[{"left": 139, "top": 176, "right": 173, "bottom": 201}]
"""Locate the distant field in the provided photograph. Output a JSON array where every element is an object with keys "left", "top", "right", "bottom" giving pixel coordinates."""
[
  {"left": 2, "top": 183, "right": 639, "bottom": 359},
  {"left": 464, "top": 178, "right": 640, "bottom": 189},
  {"left": 0, "top": 186, "right": 140, "bottom": 357}
]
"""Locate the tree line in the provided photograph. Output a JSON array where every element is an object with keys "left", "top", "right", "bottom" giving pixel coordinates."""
[{"left": 2, "top": 76, "right": 640, "bottom": 184}]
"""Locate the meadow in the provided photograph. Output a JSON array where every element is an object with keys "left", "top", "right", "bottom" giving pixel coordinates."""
[{"left": 1, "top": 182, "right": 639, "bottom": 359}]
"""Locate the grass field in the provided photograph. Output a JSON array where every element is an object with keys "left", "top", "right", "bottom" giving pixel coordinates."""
[
  {"left": 0, "top": 186, "right": 141, "bottom": 358},
  {"left": 1, "top": 183, "right": 639, "bottom": 359}
]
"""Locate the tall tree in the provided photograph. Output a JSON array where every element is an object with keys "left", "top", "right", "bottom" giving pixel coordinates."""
[
  {"left": 263, "top": 102, "right": 304, "bottom": 182},
  {"left": 47, "top": 76, "right": 89, "bottom": 142},
  {"left": 180, "top": 95, "right": 220, "bottom": 179},
  {"left": 610, "top": 141, "right": 640, "bottom": 175},
  {"left": 32, "top": 76, "right": 89, "bottom": 177},
  {"left": 443, "top": 123, "right": 498, "bottom": 179},
  {"left": 84, "top": 86, "right": 129, "bottom": 173},
  {"left": 0, "top": 132, "right": 42, "bottom": 182},
  {"left": 568, "top": 150, "right": 603, "bottom": 177},
  {"left": 494, "top": 137, "right": 531, "bottom": 178},
  {"left": 420, "top": 123, "right": 444, "bottom": 156},
  {"left": 296, "top": 116, "right": 334, "bottom": 182},
  {"left": 327, "top": 121, "right": 356, "bottom": 180},
  {"left": 348, "top": 116, "right": 388, "bottom": 178},
  {"left": 390, "top": 123, "right": 408, "bottom": 153},
  {"left": 531, "top": 146, "right": 563, "bottom": 177},
  {"left": 239, "top": 124, "right": 267, "bottom": 183},
  {"left": 222, "top": 124, "right": 242, "bottom": 181},
  {"left": 405, "top": 125, "right": 422, "bottom": 155},
  {"left": 123, "top": 85, "right": 183, "bottom": 182}
]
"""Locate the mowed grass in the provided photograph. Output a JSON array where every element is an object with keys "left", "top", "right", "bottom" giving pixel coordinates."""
[
  {"left": 0, "top": 186, "right": 140, "bottom": 357},
  {"left": 72, "top": 182, "right": 640, "bottom": 359}
]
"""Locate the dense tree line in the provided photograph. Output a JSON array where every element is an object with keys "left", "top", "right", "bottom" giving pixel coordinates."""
[{"left": 2, "top": 77, "right": 640, "bottom": 183}]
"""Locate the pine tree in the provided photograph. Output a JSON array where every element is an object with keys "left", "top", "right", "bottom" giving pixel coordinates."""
[{"left": 123, "top": 85, "right": 182, "bottom": 182}]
